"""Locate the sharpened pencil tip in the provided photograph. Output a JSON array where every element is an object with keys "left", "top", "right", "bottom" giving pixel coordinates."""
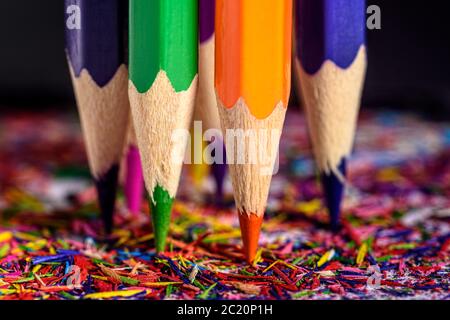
[
  {"left": 150, "top": 185, "right": 174, "bottom": 253},
  {"left": 321, "top": 160, "right": 347, "bottom": 232},
  {"left": 95, "top": 165, "right": 120, "bottom": 235},
  {"left": 238, "top": 212, "right": 264, "bottom": 264}
]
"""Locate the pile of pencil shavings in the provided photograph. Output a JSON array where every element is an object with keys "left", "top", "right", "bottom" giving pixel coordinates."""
[{"left": 0, "top": 110, "right": 449, "bottom": 300}]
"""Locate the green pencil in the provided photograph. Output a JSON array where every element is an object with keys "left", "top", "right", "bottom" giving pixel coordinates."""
[{"left": 128, "top": 0, "right": 198, "bottom": 253}]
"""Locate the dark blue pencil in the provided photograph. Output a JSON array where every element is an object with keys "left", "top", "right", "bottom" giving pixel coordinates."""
[
  {"left": 65, "top": 0, "right": 130, "bottom": 234},
  {"left": 295, "top": 0, "right": 367, "bottom": 230}
]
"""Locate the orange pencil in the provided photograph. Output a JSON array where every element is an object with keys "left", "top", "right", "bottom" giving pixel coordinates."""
[{"left": 215, "top": 0, "right": 292, "bottom": 263}]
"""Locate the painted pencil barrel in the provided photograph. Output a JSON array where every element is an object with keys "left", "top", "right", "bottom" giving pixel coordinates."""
[
  {"left": 216, "top": 0, "right": 292, "bottom": 119},
  {"left": 199, "top": 0, "right": 215, "bottom": 44},
  {"left": 129, "top": 0, "right": 198, "bottom": 93},
  {"left": 66, "top": 0, "right": 128, "bottom": 86},
  {"left": 295, "top": 0, "right": 366, "bottom": 74}
]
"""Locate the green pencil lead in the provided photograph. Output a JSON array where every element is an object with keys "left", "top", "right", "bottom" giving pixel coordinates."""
[{"left": 150, "top": 185, "right": 174, "bottom": 253}]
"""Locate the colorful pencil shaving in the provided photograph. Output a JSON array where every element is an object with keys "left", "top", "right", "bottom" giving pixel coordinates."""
[{"left": 0, "top": 109, "right": 448, "bottom": 300}]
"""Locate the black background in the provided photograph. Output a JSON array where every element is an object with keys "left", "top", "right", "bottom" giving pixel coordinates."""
[{"left": 0, "top": 0, "right": 449, "bottom": 117}]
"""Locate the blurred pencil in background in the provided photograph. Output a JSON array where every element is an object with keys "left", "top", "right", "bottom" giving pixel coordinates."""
[
  {"left": 190, "top": 0, "right": 227, "bottom": 201},
  {"left": 129, "top": 0, "right": 198, "bottom": 253},
  {"left": 65, "top": 0, "right": 129, "bottom": 234},
  {"left": 215, "top": 0, "right": 292, "bottom": 263},
  {"left": 294, "top": 0, "right": 367, "bottom": 231},
  {"left": 123, "top": 120, "right": 144, "bottom": 216},
  {"left": 186, "top": 131, "right": 209, "bottom": 202}
]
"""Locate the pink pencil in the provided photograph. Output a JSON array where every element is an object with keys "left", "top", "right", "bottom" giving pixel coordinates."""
[{"left": 124, "top": 122, "right": 144, "bottom": 215}]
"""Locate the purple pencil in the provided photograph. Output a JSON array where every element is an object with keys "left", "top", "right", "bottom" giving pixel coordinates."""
[
  {"left": 194, "top": 0, "right": 227, "bottom": 199},
  {"left": 65, "top": 0, "right": 129, "bottom": 234}
]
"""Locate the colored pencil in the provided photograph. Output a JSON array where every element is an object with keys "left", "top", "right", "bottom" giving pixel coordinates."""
[
  {"left": 196, "top": 0, "right": 227, "bottom": 199},
  {"left": 295, "top": 0, "right": 367, "bottom": 230},
  {"left": 129, "top": 0, "right": 198, "bottom": 253},
  {"left": 186, "top": 132, "right": 209, "bottom": 197},
  {"left": 215, "top": 0, "right": 292, "bottom": 263},
  {"left": 124, "top": 120, "right": 144, "bottom": 215},
  {"left": 65, "top": 0, "right": 130, "bottom": 234}
]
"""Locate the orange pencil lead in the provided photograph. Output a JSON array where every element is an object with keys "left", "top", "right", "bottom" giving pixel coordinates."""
[{"left": 238, "top": 213, "right": 264, "bottom": 264}]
